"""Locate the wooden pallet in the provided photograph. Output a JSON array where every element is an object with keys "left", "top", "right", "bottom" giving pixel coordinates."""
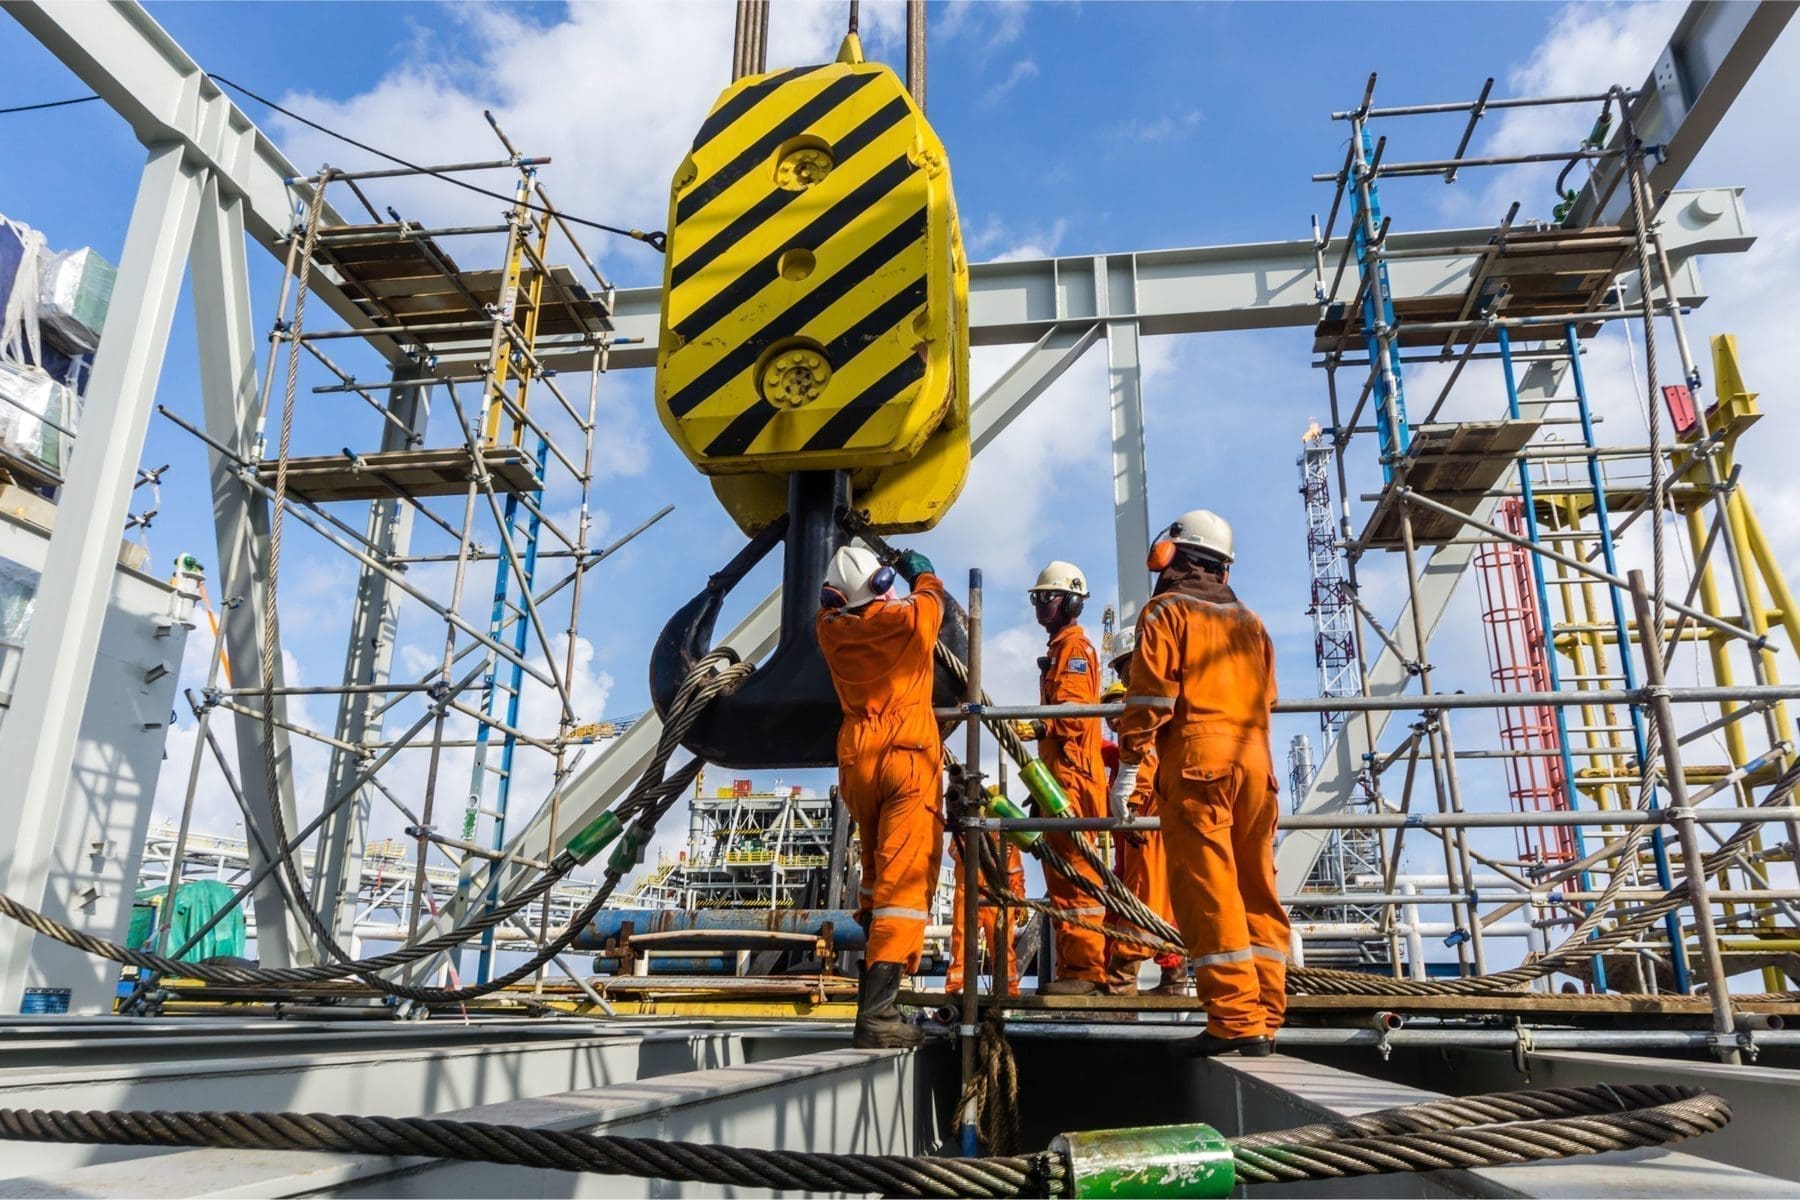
[
  {"left": 1356, "top": 418, "right": 1542, "bottom": 549},
  {"left": 261, "top": 445, "right": 542, "bottom": 502},
  {"left": 312, "top": 223, "right": 611, "bottom": 345},
  {"left": 1315, "top": 225, "right": 1632, "bottom": 354}
]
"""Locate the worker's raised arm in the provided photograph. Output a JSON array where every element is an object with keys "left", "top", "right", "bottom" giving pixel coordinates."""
[
  {"left": 895, "top": 549, "right": 944, "bottom": 640},
  {"left": 1116, "top": 602, "right": 1179, "bottom": 763}
]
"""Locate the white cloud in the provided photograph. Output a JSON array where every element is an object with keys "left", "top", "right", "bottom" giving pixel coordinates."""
[
  {"left": 1110, "top": 109, "right": 1203, "bottom": 145},
  {"left": 981, "top": 58, "right": 1039, "bottom": 107},
  {"left": 939, "top": 0, "right": 1030, "bottom": 49}
]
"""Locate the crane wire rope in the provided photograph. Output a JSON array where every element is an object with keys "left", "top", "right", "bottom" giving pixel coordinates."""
[{"left": 0, "top": 1083, "right": 1731, "bottom": 1196}]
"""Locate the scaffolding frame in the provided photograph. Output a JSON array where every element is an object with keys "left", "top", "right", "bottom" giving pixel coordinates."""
[
  {"left": 150, "top": 121, "right": 675, "bottom": 989},
  {"left": 1290, "top": 69, "right": 1800, "bottom": 1020}
]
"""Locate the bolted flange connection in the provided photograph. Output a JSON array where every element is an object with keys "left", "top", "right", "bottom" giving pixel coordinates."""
[{"left": 758, "top": 346, "right": 833, "bottom": 408}]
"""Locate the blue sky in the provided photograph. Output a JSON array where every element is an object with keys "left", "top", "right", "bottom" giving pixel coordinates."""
[{"left": 3, "top": 1, "right": 1799, "bottom": 929}]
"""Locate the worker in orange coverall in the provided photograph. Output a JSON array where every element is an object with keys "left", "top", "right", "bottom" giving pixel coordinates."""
[
  {"left": 817, "top": 542, "right": 944, "bottom": 1049},
  {"left": 1111, "top": 509, "right": 1290, "bottom": 1056},
  {"left": 1099, "top": 630, "right": 1185, "bottom": 997},
  {"left": 1021, "top": 560, "right": 1110, "bottom": 995},
  {"left": 946, "top": 835, "right": 1026, "bottom": 995}
]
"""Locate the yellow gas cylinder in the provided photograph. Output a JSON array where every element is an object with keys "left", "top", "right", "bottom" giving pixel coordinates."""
[{"left": 655, "top": 34, "right": 969, "bottom": 534}]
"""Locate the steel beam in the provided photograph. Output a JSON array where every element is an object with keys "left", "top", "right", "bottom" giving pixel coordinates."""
[
  {"left": 1565, "top": 1, "right": 1797, "bottom": 228},
  {"left": 189, "top": 179, "right": 305, "bottom": 967},
  {"left": 539, "top": 191, "right": 1748, "bottom": 371},
  {"left": 1105, "top": 314, "right": 1151, "bottom": 627},
  {"left": 312, "top": 371, "right": 431, "bottom": 943},
  {"left": 0, "top": 142, "right": 207, "bottom": 1011},
  {"left": 1, "top": 0, "right": 407, "bottom": 365}
]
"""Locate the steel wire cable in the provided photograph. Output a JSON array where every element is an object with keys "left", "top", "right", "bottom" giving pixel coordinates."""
[
  {"left": 0, "top": 1084, "right": 1728, "bottom": 1195},
  {"left": 0, "top": 652, "right": 750, "bottom": 998},
  {"left": 1291, "top": 758, "right": 1800, "bottom": 996}
]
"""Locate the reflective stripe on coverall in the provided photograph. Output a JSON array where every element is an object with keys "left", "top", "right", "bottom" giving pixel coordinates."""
[
  {"left": 948, "top": 836, "right": 1026, "bottom": 994},
  {"left": 817, "top": 573, "right": 947, "bottom": 972},
  {"left": 1040, "top": 622, "right": 1108, "bottom": 982},
  {"left": 1117, "top": 585, "right": 1290, "bottom": 1039}
]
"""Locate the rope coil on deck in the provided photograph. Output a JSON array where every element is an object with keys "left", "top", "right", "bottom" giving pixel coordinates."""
[{"left": 0, "top": 1083, "right": 1730, "bottom": 1196}]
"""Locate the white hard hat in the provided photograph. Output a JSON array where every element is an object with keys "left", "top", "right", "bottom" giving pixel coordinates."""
[
  {"left": 1164, "top": 509, "right": 1234, "bottom": 564},
  {"left": 1030, "top": 560, "right": 1089, "bottom": 598},
  {"left": 1110, "top": 625, "right": 1136, "bottom": 665},
  {"left": 824, "top": 545, "right": 891, "bottom": 610}
]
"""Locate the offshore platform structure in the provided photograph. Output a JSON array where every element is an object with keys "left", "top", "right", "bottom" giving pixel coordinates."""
[{"left": 12, "top": 3, "right": 1800, "bottom": 1196}]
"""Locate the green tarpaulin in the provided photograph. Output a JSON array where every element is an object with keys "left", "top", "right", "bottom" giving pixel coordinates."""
[{"left": 128, "top": 879, "right": 247, "bottom": 963}]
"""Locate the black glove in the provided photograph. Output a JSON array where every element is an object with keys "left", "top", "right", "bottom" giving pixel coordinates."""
[{"left": 896, "top": 548, "right": 933, "bottom": 585}]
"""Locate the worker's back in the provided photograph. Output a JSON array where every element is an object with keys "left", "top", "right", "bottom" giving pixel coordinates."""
[
  {"left": 816, "top": 574, "right": 945, "bottom": 751},
  {"left": 1136, "top": 575, "right": 1276, "bottom": 767}
]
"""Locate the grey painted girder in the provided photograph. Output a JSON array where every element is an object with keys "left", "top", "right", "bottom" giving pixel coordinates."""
[
  {"left": 189, "top": 180, "right": 306, "bottom": 966},
  {"left": 0, "top": 143, "right": 208, "bottom": 1010},
  {"left": 311, "top": 372, "right": 432, "bottom": 943},
  {"left": 0, "top": 1, "right": 407, "bottom": 365},
  {"left": 541, "top": 189, "right": 1749, "bottom": 371},
  {"left": 1566, "top": 1, "right": 1797, "bottom": 228}
]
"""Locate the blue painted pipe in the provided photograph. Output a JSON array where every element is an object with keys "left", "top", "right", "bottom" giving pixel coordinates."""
[
  {"left": 591, "top": 956, "right": 736, "bottom": 976},
  {"left": 574, "top": 908, "right": 866, "bottom": 952}
]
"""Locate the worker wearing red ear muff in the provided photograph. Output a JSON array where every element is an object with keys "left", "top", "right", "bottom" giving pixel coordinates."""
[
  {"left": 1112, "top": 509, "right": 1289, "bottom": 1057},
  {"left": 1028, "top": 560, "right": 1111, "bottom": 995},
  {"left": 816, "top": 542, "right": 944, "bottom": 1049}
]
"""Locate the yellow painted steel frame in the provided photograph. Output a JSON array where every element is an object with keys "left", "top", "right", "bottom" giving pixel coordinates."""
[
  {"left": 656, "top": 36, "right": 970, "bottom": 534},
  {"left": 483, "top": 174, "right": 553, "bottom": 447}
]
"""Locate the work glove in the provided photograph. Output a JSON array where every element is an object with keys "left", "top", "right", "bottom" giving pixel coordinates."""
[
  {"left": 895, "top": 548, "right": 933, "bottom": 585},
  {"left": 1119, "top": 803, "right": 1148, "bottom": 847},
  {"left": 1107, "top": 761, "right": 1141, "bottom": 823},
  {"left": 1012, "top": 720, "right": 1044, "bottom": 742}
]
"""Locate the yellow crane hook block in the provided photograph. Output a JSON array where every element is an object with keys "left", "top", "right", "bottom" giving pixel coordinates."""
[{"left": 655, "top": 34, "right": 970, "bottom": 535}]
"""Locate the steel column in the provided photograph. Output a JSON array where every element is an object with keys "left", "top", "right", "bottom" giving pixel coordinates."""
[
  {"left": 189, "top": 178, "right": 304, "bottom": 967},
  {"left": 311, "top": 371, "right": 432, "bottom": 943},
  {"left": 1104, "top": 271, "right": 1151, "bottom": 627},
  {"left": 0, "top": 142, "right": 206, "bottom": 1009}
]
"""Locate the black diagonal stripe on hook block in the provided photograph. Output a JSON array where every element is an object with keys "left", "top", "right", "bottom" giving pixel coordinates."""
[
  {"left": 800, "top": 351, "right": 928, "bottom": 453},
  {"left": 678, "top": 73, "right": 877, "bottom": 225},
  {"left": 671, "top": 94, "right": 912, "bottom": 292},
  {"left": 702, "top": 275, "right": 929, "bottom": 459},
  {"left": 666, "top": 197, "right": 926, "bottom": 418}
]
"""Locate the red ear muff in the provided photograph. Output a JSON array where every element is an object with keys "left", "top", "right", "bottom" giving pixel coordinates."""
[
  {"left": 1147, "top": 540, "right": 1177, "bottom": 572},
  {"left": 820, "top": 584, "right": 849, "bottom": 609}
]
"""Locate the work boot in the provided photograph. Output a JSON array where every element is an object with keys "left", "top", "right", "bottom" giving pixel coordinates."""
[
  {"left": 1043, "top": 977, "right": 1100, "bottom": 996},
  {"left": 1151, "top": 964, "right": 1192, "bottom": 996},
  {"left": 853, "top": 962, "right": 924, "bottom": 1050},
  {"left": 1172, "top": 1029, "right": 1275, "bottom": 1058},
  {"left": 1104, "top": 959, "right": 1141, "bottom": 997}
]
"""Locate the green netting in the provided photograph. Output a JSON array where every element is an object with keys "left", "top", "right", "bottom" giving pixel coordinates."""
[{"left": 130, "top": 879, "right": 247, "bottom": 963}]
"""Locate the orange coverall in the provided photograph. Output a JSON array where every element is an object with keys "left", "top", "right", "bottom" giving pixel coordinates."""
[
  {"left": 1107, "top": 744, "right": 1176, "bottom": 969},
  {"left": 947, "top": 837, "right": 1026, "bottom": 994},
  {"left": 1039, "top": 623, "right": 1108, "bottom": 982},
  {"left": 817, "top": 573, "right": 947, "bottom": 972},
  {"left": 1116, "top": 583, "right": 1290, "bottom": 1039}
]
